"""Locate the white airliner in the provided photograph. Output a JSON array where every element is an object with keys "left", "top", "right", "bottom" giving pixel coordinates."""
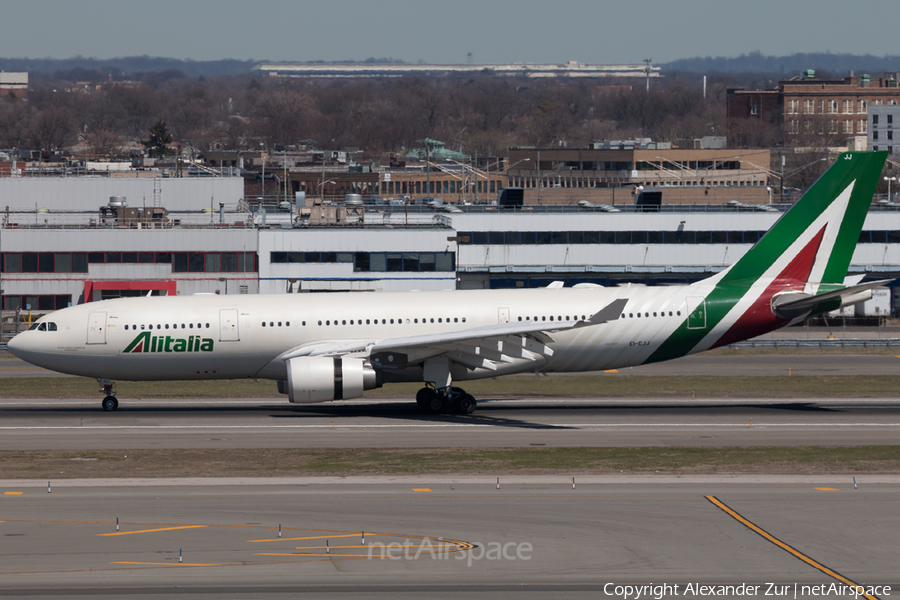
[{"left": 7, "top": 151, "right": 891, "bottom": 414}]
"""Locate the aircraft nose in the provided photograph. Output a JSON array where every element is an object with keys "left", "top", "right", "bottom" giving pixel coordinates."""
[{"left": 6, "top": 333, "right": 25, "bottom": 358}]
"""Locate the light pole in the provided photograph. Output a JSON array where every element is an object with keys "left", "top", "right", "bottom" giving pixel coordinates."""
[{"left": 884, "top": 176, "right": 896, "bottom": 202}]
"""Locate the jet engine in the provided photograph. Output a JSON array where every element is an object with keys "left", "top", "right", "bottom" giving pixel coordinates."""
[{"left": 284, "top": 356, "right": 382, "bottom": 403}]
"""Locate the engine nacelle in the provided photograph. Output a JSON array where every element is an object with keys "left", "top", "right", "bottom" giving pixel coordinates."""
[{"left": 285, "top": 356, "right": 382, "bottom": 403}]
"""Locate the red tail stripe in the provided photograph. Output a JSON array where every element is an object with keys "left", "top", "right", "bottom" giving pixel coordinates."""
[{"left": 712, "top": 225, "right": 827, "bottom": 348}]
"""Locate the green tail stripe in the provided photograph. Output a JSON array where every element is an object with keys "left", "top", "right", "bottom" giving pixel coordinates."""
[
  {"left": 646, "top": 151, "right": 886, "bottom": 365},
  {"left": 723, "top": 151, "right": 886, "bottom": 287}
]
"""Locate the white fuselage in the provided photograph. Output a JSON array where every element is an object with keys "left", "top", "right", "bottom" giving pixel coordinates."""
[{"left": 8, "top": 284, "right": 713, "bottom": 383}]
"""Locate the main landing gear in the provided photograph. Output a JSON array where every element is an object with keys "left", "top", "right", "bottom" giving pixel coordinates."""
[
  {"left": 416, "top": 386, "right": 477, "bottom": 415},
  {"left": 99, "top": 379, "right": 118, "bottom": 411}
]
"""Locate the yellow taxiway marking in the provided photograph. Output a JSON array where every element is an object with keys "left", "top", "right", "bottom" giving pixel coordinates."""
[
  {"left": 4, "top": 492, "right": 23, "bottom": 495},
  {"left": 706, "top": 496, "right": 878, "bottom": 600},
  {"left": 295, "top": 543, "right": 459, "bottom": 550},
  {"left": 603, "top": 369, "right": 618, "bottom": 373},
  {"left": 814, "top": 487, "right": 839, "bottom": 491},
  {"left": 112, "top": 561, "right": 220, "bottom": 567},
  {"left": 249, "top": 533, "right": 361, "bottom": 543},
  {"left": 413, "top": 488, "right": 432, "bottom": 492},
  {"left": 99, "top": 525, "right": 207, "bottom": 537}
]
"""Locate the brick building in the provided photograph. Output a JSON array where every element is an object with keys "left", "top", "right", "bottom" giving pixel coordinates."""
[{"left": 727, "top": 70, "right": 900, "bottom": 146}]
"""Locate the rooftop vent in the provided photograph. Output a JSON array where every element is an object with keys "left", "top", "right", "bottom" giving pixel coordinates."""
[{"left": 802, "top": 69, "right": 816, "bottom": 79}]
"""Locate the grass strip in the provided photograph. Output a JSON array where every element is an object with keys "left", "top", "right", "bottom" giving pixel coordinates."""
[
  {"left": 2, "top": 374, "right": 900, "bottom": 399},
  {"left": 2, "top": 447, "right": 899, "bottom": 479}
]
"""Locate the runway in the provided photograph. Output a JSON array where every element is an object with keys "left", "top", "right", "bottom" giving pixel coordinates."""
[
  {"left": 1, "top": 352, "right": 899, "bottom": 377},
  {"left": 1, "top": 396, "right": 900, "bottom": 449},
  {"left": 0, "top": 478, "right": 896, "bottom": 598}
]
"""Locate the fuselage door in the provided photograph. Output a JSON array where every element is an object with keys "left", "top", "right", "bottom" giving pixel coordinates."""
[
  {"left": 686, "top": 297, "right": 707, "bottom": 330},
  {"left": 87, "top": 311, "right": 107, "bottom": 345},
  {"left": 498, "top": 307, "right": 510, "bottom": 324},
  {"left": 219, "top": 308, "right": 240, "bottom": 342}
]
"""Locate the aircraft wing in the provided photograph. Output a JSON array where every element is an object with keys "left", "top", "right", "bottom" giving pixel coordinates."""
[{"left": 280, "top": 298, "right": 627, "bottom": 370}]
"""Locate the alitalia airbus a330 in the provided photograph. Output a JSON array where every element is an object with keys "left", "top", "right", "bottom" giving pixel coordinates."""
[{"left": 8, "top": 151, "right": 891, "bottom": 414}]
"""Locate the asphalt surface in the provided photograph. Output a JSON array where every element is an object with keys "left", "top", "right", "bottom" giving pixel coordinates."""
[
  {"left": 1, "top": 352, "right": 900, "bottom": 378},
  {"left": 1, "top": 396, "right": 899, "bottom": 449},
  {"left": 0, "top": 478, "right": 896, "bottom": 599}
]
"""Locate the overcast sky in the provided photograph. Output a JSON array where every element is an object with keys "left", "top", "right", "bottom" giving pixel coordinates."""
[{"left": 2, "top": 0, "right": 899, "bottom": 65}]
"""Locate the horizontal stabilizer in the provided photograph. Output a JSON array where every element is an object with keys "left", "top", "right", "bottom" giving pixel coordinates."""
[{"left": 772, "top": 279, "right": 893, "bottom": 319}]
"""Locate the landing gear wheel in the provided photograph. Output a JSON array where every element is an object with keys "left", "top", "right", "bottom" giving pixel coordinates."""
[
  {"left": 427, "top": 395, "right": 445, "bottom": 415},
  {"left": 101, "top": 396, "right": 118, "bottom": 412},
  {"left": 417, "top": 388, "right": 444, "bottom": 414},
  {"left": 416, "top": 387, "right": 434, "bottom": 407},
  {"left": 458, "top": 394, "right": 477, "bottom": 415}
]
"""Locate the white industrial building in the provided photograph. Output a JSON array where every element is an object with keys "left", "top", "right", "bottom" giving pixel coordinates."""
[{"left": 4, "top": 176, "right": 900, "bottom": 326}]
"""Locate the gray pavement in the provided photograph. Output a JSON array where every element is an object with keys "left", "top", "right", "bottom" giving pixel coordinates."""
[
  {"left": 1, "top": 351, "right": 900, "bottom": 378},
  {"left": 0, "top": 478, "right": 896, "bottom": 598},
  {"left": 1, "top": 396, "right": 900, "bottom": 449}
]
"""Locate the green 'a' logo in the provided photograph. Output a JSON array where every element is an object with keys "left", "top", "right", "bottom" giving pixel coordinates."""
[{"left": 123, "top": 331, "right": 214, "bottom": 354}]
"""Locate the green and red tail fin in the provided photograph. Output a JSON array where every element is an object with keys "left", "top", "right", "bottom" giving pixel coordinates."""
[
  {"left": 648, "top": 151, "right": 887, "bottom": 362},
  {"left": 720, "top": 151, "right": 887, "bottom": 289}
]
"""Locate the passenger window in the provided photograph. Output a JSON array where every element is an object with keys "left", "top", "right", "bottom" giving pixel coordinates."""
[
  {"left": 382, "top": 319, "right": 386, "bottom": 324},
  {"left": 125, "top": 325, "right": 129, "bottom": 330},
  {"left": 278, "top": 322, "right": 282, "bottom": 327},
  {"left": 269, "top": 322, "right": 274, "bottom": 327},
  {"left": 430, "top": 318, "right": 434, "bottom": 323},
  {"left": 318, "top": 321, "right": 322, "bottom": 326},
  {"left": 454, "top": 318, "right": 458, "bottom": 323},
  {"left": 542, "top": 316, "right": 546, "bottom": 321},
  {"left": 462, "top": 317, "right": 466, "bottom": 323},
  {"left": 653, "top": 312, "right": 657, "bottom": 317},
  {"left": 262, "top": 322, "right": 266, "bottom": 327},
  {"left": 677, "top": 311, "right": 681, "bottom": 316},
  {"left": 206, "top": 323, "right": 210, "bottom": 328},
  {"left": 414, "top": 319, "right": 418, "bottom": 323},
  {"left": 629, "top": 313, "right": 633, "bottom": 318},
  {"left": 286, "top": 321, "right": 290, "bottom": 326},
  {"left": 518, "top": 317, "right": 522, "bottom": 321},
  {"left": 181, "top": 324, "right": 186, "bottom": 329},
  {"left": 550, "top": 316, "right": 554, "bottom": 321},
  {"left": 326, "top": 320, "right": 331, "bottom": 326},
  {"left": 390, "top": 319, "right": 394, "bottom": 324},
  {"left": 366, "top": 319, "right": 370, "bottom": 325},
  {"left": 190, "top": 323, "right": 194, "bottom": 329},
  {"left": 165, "top": 324, "right": 169, "bottom": 329},
  {"left": 342, "top": 320, "right": 346, "bottom": 325}
]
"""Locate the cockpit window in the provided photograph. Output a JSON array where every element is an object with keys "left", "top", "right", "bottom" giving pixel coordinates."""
[
  {"left": 37, "top": 323, "right": 47, "bottom": 331},
  {"left": 27, "top": 323, "right": 40, "bottom": 331},
  {"left": 47, "top": 323, "right": 57, "bottom": 331}
]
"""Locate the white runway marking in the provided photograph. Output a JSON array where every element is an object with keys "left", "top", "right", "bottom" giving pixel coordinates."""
[{"left": 0, "top": 422, "right": 899, "bottom": 431}]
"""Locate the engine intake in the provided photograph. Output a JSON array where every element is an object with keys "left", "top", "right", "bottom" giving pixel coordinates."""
[{"left": 285, "top": 356, "right": 382, "bottom": 403}]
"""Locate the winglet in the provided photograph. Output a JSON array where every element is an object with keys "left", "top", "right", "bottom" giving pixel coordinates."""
[{"left": 579, "top": 298, "right": 628, "bottom": 327}]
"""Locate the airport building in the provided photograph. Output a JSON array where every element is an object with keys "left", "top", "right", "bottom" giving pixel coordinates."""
[{"left": 4, "top": 160, "right": 900, "bottom": 335}]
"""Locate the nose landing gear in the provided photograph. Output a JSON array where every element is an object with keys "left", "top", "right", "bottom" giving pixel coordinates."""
[{"left": 99, "top": 379, "right": 118, "bottom": 411}]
